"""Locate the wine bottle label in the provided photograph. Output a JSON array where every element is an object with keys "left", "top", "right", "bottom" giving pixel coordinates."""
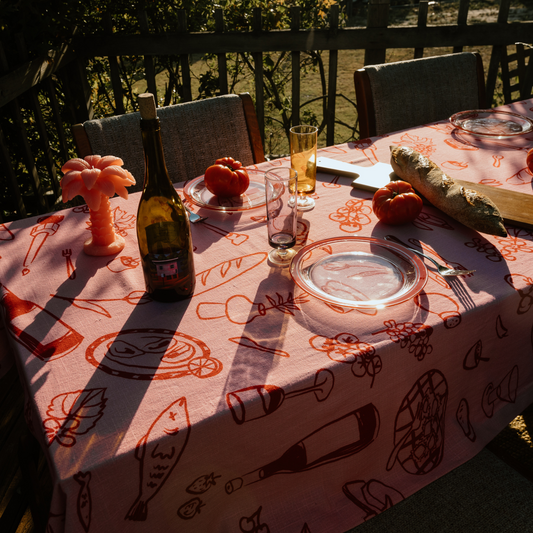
[
  {"left": 144, "top": 221, "right": 190, "bottom": 289},
  {"left": 302, "top": 413, "right": 361, "bottom": 466}
]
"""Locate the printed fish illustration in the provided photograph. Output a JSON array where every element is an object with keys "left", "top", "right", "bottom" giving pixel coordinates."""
[
  {"left": 73, "top": 471, "right": 92, "bottom": 532},
  {"left": 125, "top": 397, "right": 191, "bottom": 521}
]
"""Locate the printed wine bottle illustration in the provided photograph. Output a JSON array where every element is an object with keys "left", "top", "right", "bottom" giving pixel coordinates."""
[
  {"left": 225, "top": 403, "right": 379, "bottom": 494},
  {"left": 136, "top": 93, "right": 195, "bottom": 301},
  {"left": 226, "top": 369, "right": 334, "bottom": 424},
  {"left": 0, "top": 284, "right": 83, "bottom": 361}
]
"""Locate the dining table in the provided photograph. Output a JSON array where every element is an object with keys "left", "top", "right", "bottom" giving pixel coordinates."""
[{"left": 1, "top": 98, "right": 533, "bottom": 533}]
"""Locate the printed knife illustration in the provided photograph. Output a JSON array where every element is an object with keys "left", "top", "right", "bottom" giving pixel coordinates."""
[{"left": 23, "top": 214, "right": 64, "bottom": 275}]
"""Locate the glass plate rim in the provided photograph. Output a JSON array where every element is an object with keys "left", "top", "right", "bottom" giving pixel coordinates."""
[
  {"left": 449, "top": 109, "right": 533, "bottom": 138},
  {"left": 183, "top": 169, "right": 267, "bottom": 212},
  {"left": 289, "top": 236, "right": 428, "bottom": 309}
]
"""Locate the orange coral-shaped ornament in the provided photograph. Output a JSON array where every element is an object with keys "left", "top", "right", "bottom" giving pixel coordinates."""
[{"left": 61, "top": 155, "right": 136, "bottom": 256}]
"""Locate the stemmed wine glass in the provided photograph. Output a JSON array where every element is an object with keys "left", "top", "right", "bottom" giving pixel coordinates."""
[
  {"left": 264, "top": 167, "right": 298, "bottom": 266},
  {"left": 290, "top": 125, "right": 318, "bottom": 211}
]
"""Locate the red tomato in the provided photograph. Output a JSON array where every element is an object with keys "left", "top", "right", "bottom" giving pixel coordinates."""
[
  {"left": 527, "top": 148, "right": 533, "bottom": 173},
  {"left": 204, "top": 157, "right": 250, "bottom": 197},
  {"left": 372, "top": 180, "right": 423, "bottom": 225}
]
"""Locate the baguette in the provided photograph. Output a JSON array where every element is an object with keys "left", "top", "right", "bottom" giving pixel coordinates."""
[{"left": 390, "top": 146, "right": 507, "bottom": 237}]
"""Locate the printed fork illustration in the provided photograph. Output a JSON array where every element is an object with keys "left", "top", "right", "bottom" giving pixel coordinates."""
[{"left": 62, "top": 249, "right": 76, "bottom": 280}]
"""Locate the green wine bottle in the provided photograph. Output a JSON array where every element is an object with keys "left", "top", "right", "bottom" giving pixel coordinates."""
[{"left": 136, "top": 93, "right": 195, "bottom": 302}]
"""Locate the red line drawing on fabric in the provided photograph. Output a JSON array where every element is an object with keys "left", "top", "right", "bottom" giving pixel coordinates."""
[
  {"left": 0, "top": 223, "right": 14, "bottom": 241},
  {"left": 412, "top": 211, "right": 455, "bottom": 231},
  {"left": 496, "top": 315, "right": 508, "bottom": 338},
  {"left": 372, "top": 320, "right": 433, "bottom": 361},
  {"left": 443, "top": 137, "right": 478, "bottom": 151},
  {"left": 390, "top": 134, "right": 437, "bottom": 158},
  {"left": 177, "top": 497, "right": 205, "bottom": 520},
  {"left": 228, "top": 336, "right": 290, "bottom": 358},
  {"left": 310, "top": 333, "right": 381, "bottom": 387},
  {"left": 62, "top": 248, "right": 76, "bottom": 279},
  {"left": 226, "top": 369, "right": 335, "bottom": 424},
  {"left": 43, "top": 388, "right": 107, "bottom": 448},
  {"left": 73, "top": 471, "right": 92, "bottom": 532},
  {"left": 428, "top": 122, "right": 455, "bottom": 135},
  {"left": 456, "top": 399, "right": 476, "bottom": 442},
  {"left": 86, "top": 329, "right": 221, "bottom": 380},
  {"left": 52, "top": 290, "right": 151, "bottom": 318},
  {"left": 239, "top": 506, "right": 270, "bottom": 533},
  {"left": 482, "top": 366, "right": 519, "bottom": 418},
  {"left": 225, "top": 403, "right": 379, "bottom": 494},
  {"left": 195, "top": 252, "right": 268, "bottom": 296},
  {"left": 322, "top": 174, "right": 343, "bottom": 187},
  {"left": 22, "top": 214, "right": 64, "bottom": 276},
  {"left": 126, "top": 397, "right": 191, "bottom": 521},
  {"left": 441, "top": 161, "right": 468, "bottom": 171},
  {"left": 186, "top": 473, "right": 222, "bottom": 494},
  {"left": 464, "top": 237, "right": 504, "bottom": 262},
  {"left": 479, "top": 178, "right": 503, "bottom": 186},
  {"left": 320, "top": 145, "right": 348, "bottom": 155},
  {"left": 343, "top": 479, "right": 405, "bottom": 521},
  {"left": 196, "top": 292, "right": 309, "bottom": 325},
  {"left": 463, "top": 340, "right": 488, "bottom": 370},
  {"left": 504, "top": 273, "right": 533, "bottom": 314},
  {"left": 387, "top": 370, "right": 448, "bottom": 475},
  {"left": 323, "top": 301, "right": 378, "bottom": 316},
  {"left": 350, "top": 139, "right": 379, "bottom": 164},
  {"left": 106, "top": 255, "right": 140, "bottom": 272},
  {"left": 201, "top": 222, "right": 249, "bottom": 245},
  {"left": 329, "top": 198, "right": 372, "bottom": 233},
  {"left": 506, "top": 167, "right": 533, "bottom": 186},
  {"left": 1, "top": 284, "right": 84, "bottom": 361},
  {"left": 492, "top": 155, "right": 504, "bottom": 167},
  {"left": 415, "top": 292, "right": 462, "bottom": 328},
  {"left": 85, "top": 205, "right": 136, "bottom": 237},
  {"left": 495, "top": 229, "right": 533, "bottom": 261}
]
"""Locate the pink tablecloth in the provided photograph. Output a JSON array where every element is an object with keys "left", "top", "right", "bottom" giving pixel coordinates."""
[{"left": 1, "top": 99, "right": 533, "bottom": 533}]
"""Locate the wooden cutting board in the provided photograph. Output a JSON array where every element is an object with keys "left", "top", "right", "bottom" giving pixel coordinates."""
[{"left": 317, "top": 157, "right": 533, "bottom": 231}]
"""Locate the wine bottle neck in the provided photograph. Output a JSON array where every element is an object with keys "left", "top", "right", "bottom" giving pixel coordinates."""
[{"left": 140, "top": 118, "right": 173, "bottom": 192}]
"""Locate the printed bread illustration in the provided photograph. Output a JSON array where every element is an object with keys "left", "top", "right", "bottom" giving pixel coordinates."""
[{"left": 390, "top": 146, "right": 507, "bottom": 237}]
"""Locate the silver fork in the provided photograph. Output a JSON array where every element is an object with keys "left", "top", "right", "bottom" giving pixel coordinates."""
[
  {"left": 384, "top": 235, "right": 475, "bottom": 277},
  {"left": 185, "top": 205, "right": 208, "bottom": 223}
]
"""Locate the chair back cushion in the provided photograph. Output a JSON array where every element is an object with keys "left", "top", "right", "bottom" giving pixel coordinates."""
[
  {"left": 83, "top": 94, "right": 255, "bottom": 191},
  {"left": 365, "top": 52, "right": 481, "bottom": 136}
]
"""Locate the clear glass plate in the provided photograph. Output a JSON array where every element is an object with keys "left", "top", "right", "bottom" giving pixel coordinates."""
[
  {"left": 183, "top": 169, "right": 267, "bottom": 212},
  {"left": 450, "top": 110, "right": 533, "bottom": 139},
  {"left": 289, "top": 236, "right": 428, "bottom": 309}
]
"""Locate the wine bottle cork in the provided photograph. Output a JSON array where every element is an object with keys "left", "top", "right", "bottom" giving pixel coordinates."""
[{"left": 138, "top": 93, "right": 157, "bottom": 120}]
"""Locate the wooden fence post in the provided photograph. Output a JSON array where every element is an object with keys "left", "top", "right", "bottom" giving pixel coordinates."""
[
  {"left": 365, "top": 0, "right": 390, "bottom": 66},
  {"left": 291, "top": 7, "right": 301, "bottom": 128},
  {"left": 138, "top": 9, "right": 158, "bottom": 100},
  {"left": 215, "top": 9, "right": 229, "bottom": 95},
  {"left": 178, "top": 10, "right": 192, "bottom": 102},
  {"left": 104, "top": 13, "right": 125, "bottom": 115},
  {"left": 486, "top": 0, "right": 511, "bottom": 105},
  {"left": 414, "top": 1, "right": 429, "bottom": 59},
  {"left": 253, "top": 8, "right": 265, "bottom": 144},
  {"left": 326, "top": 5, "right": 339, "bottom": 146}
]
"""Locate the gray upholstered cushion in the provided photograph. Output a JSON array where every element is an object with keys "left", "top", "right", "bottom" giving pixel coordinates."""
[
  {"left": 83, "top": 94, "right": 255, "bottom": 192},
  {"left": 365, "top": 52, "right": 481, "bottom": 136}
]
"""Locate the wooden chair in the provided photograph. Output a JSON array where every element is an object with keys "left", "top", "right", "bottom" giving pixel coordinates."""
[
  {"left": 354, "top": 52, "right": 487, "bottom": 138},
  {"left": 72, "top": 93, "right": 265, "bottom": 193},
  {"left": 501, "top": 42, "right": 533, "bottom": 104}
]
